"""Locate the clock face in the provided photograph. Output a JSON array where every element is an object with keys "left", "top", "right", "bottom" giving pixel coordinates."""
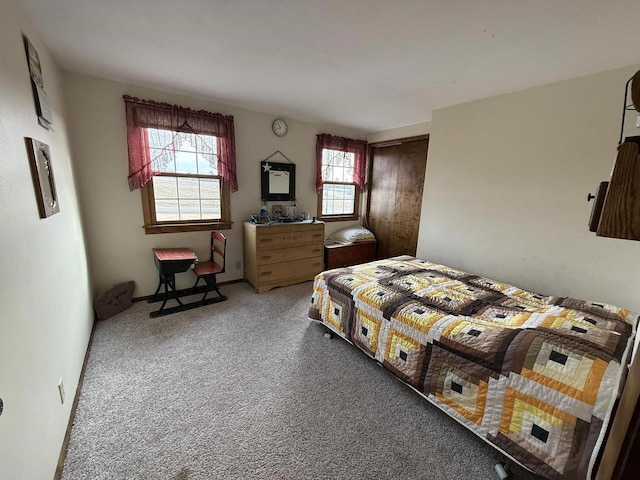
[{"left": 272, "top": 118, "right": 288, "bottom": 137}]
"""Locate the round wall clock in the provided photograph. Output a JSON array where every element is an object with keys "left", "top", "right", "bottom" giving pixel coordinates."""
[{"left": 272, "top": 118, "right": 288, "bottom": 137}]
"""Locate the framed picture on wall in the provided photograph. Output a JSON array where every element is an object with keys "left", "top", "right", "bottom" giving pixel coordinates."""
[
  {"left": 261, "top": 160, "right": 296, "bottom": 201},
  {"left": 23, "top": 35, "right": 43, "bottom": 88},
  {"left": 25, "top": 138, "right": 60, "bottom": 218},
  {"left": 23, "top": 35, "right": 52, "bottom": 130}
]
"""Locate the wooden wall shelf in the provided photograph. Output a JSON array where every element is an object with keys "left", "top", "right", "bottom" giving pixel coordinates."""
[{"left": 592, "top": 140, "right": 640, "bottom": 240}]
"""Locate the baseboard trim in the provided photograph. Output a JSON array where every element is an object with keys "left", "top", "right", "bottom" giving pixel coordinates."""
[{"left": 53, "top": 320, "right": 97, "bottom": 480}]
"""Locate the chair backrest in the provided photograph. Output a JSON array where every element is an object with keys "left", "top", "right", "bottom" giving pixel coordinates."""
[{"left": 211, "top": 231, "right": 226, "bottom": 273}]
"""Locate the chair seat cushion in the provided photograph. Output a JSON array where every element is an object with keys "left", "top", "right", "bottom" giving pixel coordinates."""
[{"left": 193, "top": 261, "right": 223, "bottom": 276}]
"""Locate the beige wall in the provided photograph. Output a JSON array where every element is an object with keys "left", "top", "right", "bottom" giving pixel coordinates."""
[
  {"left": 367, "top": 121, "right": 430, "bottom": 144},
  {"left": 0, "top": 0, "right": 94, "bottom": 479},
  {"left": 64, "top": 73, "right": 366, "bottom": 296},
  {"left": 418, "top": 64, "right": 640, "bottom": 311}
]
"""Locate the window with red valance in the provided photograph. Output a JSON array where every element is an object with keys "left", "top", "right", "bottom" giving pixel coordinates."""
[
  {"left": 315, "top": 133, "right": 367, "bottom": 221},
  {"left": 123, "top": 96, "right": 237, "bottom": 233}
]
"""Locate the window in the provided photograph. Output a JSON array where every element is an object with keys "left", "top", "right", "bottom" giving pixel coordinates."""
[
  {"left": 315, "top": 133, "right": 367, "bottom": 222},
  {"left": 124, "top": 96, "right": 237, "bottom": 234},
  {"left": 143, "top": 129, "right": 230, "bottom": 231},
  {"left": 319, "top": 149, "right": 359, "bottom": 219}
]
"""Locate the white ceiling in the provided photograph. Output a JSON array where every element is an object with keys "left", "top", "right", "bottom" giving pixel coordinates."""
[{"left": 18, "top": 0, "right": 640, "bottom": 133}]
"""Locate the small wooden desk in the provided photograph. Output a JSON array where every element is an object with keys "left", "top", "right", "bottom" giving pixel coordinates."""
[
  {"left": 149, "top": 248, "right": 198, "bottom": 318},
  {"left": 154, "top": 248, "right": 198, "bottom": 274}
]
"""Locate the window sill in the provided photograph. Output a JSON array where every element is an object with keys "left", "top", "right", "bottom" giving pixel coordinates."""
[
  {"left": 143, "top": 221, "right": 232, "bottom": 234},
  {"left": 318, "top": 214, "right": 359, "bottom": 223}
]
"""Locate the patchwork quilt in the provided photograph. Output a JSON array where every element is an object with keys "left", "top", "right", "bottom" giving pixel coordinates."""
[{"left": 308, "top": 256, "right": 638, "bottom": 480}]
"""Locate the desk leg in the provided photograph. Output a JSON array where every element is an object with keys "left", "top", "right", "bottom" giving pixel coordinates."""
[
  {"left": 152, "top": 273, "right": 163, "bottom": 298},
  {"left": 158, "top": 275, "right": 170, "bottom": 313},
  {"left": 166, "top": 275, "right": 184, "bottom": 306},
  {"left": 155, "top": 274, "right": 185, "bottom": 316}
]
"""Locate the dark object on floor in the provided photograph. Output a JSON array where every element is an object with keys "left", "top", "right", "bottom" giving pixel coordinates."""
[{"left": 93, "top": 281, "right": 134, "bottom": 320}]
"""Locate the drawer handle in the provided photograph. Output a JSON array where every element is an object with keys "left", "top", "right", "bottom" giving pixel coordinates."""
[
  {"left": 261, "top": 271, "right": 272, "bottom": 277},
  {"left": 261, "top": 256, "right": 272, "bottom": 260}
]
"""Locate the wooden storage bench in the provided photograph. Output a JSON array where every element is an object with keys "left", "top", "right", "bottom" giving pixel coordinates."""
[{"left": 324, "top": 241, "right": 376, "bottom": 270}]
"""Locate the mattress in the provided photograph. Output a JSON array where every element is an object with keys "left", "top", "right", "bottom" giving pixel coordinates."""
[{"left": 308, "top": 256, "right": 638, "bottom": 480}]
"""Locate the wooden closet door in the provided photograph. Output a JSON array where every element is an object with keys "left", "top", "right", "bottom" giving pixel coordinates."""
[{"left": 366, "top": 137, "right": 429, "bottom": 259}]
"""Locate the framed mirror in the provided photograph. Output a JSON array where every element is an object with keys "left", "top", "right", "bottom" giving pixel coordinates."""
[{"left": 261, "top": 161, "right": 296, "bottom": 201}]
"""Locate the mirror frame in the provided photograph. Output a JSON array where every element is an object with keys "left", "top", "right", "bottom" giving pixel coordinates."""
[{"left": 261, "top": 161, "right": 296, "bottom": 201}]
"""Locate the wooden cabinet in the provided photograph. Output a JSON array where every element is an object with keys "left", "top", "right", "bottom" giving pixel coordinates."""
[
  {"left": 324, "top": 241, "right": 376, "bottom": 270},
  {"left": 243, "top": 221, "right": 324, "bottom": 293},
  {"left": 589, "top": 69, "right": 640, "bottom": 241},
  {"left": 592, "top": 140, "right": 640, "bottom": 240}
]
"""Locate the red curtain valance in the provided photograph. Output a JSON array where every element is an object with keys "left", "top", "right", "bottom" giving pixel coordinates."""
[
  {"left": 123, "top": 95, "right": 238, "bottom": 192},
  {"left": 315, "top": 133, "right": 368, "bottom": 192}
]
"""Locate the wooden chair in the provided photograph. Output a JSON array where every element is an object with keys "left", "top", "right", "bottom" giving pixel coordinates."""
[{"left": 192, "top": 231, "right": 227, "bottom": 304}]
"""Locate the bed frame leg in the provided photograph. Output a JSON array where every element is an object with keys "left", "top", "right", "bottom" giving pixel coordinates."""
[{"left": 495, "top": 462, "right": 510, "bottom": 480}]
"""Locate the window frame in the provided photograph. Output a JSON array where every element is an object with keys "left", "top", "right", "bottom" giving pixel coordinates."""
[
  {"left": 317, "top": 148, "right": 360, "bottom": 222},
  {"left": 141, "top": 167, "right": 231, "bottom": 234}
]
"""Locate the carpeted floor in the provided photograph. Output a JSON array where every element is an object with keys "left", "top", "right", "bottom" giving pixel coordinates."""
[{"left": 61, "top": 281, "right": 542, "bottom": 480}]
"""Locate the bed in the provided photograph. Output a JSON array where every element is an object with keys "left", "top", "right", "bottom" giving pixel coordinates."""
[{"left": 308, "top": 256, "right": 639, "bottom": 480}]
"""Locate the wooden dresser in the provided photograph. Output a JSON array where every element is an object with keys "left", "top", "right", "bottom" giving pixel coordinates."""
[{"left": 243, "top": 221, "right": 324, "bottom": 293}]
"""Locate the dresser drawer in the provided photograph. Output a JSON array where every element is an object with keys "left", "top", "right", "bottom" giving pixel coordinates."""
[
  {"left": 257, "top": 244, "right": 323, "bottom": 265},
  {"left": 258, "top": 257, "right": 323, "bottom": 282},
  {"left": 256, "top": 227, "right": 323, "bottom": 250}
]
